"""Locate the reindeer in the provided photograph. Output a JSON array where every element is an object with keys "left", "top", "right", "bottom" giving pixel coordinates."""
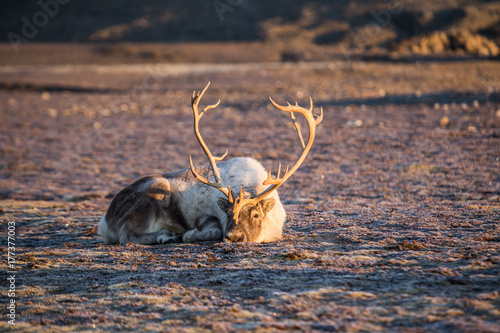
[{"left": 98, "top": 82, "right": 322, "bottom": 244}]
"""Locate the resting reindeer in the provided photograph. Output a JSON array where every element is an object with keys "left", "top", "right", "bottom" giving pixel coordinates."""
[{"left": 98, "top": 82, "right": 322, "bottom": 244}]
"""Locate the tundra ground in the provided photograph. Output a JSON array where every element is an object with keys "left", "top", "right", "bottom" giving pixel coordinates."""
[{"left": 0, "top": 50, "right": 499, "bottom": 332}]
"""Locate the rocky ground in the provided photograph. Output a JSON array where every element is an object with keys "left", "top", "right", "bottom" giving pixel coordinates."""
[{"left": 0, "top": 51, "right": 499, "bottom": 332}]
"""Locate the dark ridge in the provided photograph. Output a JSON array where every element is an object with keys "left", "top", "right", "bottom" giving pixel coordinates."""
[
  {"left": 323, "top": 91, "right": 500, "bottom": 107},
  {"left": 0, "top": 82, "right": 121, "bottom": 93}
]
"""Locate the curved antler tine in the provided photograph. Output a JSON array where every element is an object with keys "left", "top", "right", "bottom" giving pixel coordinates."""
[
  {"left": 189, "top": 155, "right": 195, "bottom": 170},
  {"left": 308, "top": 96, "right": 313, "bottom": 113},
  {"left": 204, "top": 99, "right": 221, "bottom": 113},
  {"left": 214, "top": 149, "right": 228, "bottom": 161},
  {"left": 239, "top": 186, "right": 244, "bottom": 202},
  {"left": 315, "top": 107, "right": 324, "bottom": 125},
  {"left": 269, "top": 96, "right": 281, "bottom": 110},
  {"left": 263, "top": 163, "right": 291, "bottom": 185},
  {"left": 190, "top": 155, "right": 233, "bottom": 198},
  {"left": 290, "top": 112, "right": 306, "bottom": 149},
  {"left": 198, "top": 81, "right": 211, "bottom": 99},
  {"left": 189, "top": 155, "right": 208, "bottom": 183},
  {"left": 192, "top": 81, "right": 211, "bottom": 105},
  {"left": 227, "top": 186, "right": 235, "bottom": 203},
  {"left": 269, "top": 97, "right": 310, "bottom": 114}
]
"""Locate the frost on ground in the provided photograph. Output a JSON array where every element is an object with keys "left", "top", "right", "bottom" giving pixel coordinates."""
[
  {"left": 0, "top": 58, "right": 499, "bottom": 332},
  {"left": 1, "top": 199, "right": 499, "bottom": 332}
]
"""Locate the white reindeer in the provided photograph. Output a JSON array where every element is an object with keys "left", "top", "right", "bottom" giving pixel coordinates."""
[{"left": 98, "top": 82, "right": 322, "bottom": 244}]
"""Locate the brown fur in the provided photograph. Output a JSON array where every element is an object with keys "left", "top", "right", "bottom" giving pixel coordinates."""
[{"left": 218, "top": 197, "right": 275, "bottom": 242}]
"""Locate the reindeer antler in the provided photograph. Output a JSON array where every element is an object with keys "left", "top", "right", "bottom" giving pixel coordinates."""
[
  {"left": 188, "top": 83, "right": 323, "bottom": 225},
  {"left": 189, "top": 82, "right": 234, "bottom": 201},
  {"left": 238, "top": 96, "right": 323, "bottom": 207}
]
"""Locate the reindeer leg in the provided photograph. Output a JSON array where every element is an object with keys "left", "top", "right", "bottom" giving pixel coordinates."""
[
  {"left": 182, "top": 228, "right": 222, "bottom": 242},
  {"left": 129, "top": 230, "right": 180, "bottom": 245},
  {"left": 182, "top": 216, "right": 223, "bottom": 243}
]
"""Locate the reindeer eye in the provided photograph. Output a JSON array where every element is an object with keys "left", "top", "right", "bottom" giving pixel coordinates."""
[{"left": 253, "top": 213, "right": 259, "bottom": 219}]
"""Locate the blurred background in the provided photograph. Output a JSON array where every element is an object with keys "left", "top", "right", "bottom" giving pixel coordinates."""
[
  {"left": 0, "top": 0, "right": 499, "bottom": 202},
  {"left": 1, "top": 0, "right": 499, "bottom": 64}
]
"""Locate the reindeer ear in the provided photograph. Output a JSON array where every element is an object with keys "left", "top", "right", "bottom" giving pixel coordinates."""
[
  {"left": 217, "top": 197, "right": 231, "bottom": 212},
  {"left": 260, "top": 199, "right": 275, "bottom": 213}
]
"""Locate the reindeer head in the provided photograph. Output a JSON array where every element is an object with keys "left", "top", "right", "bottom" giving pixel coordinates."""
[
  {"left": 189, "top": 82, "right": 323, "bottom": 243},
  {"left": 216, "top": 188, "right": 276, "bottom": 243}
]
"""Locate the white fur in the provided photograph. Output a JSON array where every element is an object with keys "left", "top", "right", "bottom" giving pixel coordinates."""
[
  {"left": 98, "top": 215, "right": 112, "bottom": 243},
  {"left": 254, "top": 185, "right": 286, "bottom": 242}
]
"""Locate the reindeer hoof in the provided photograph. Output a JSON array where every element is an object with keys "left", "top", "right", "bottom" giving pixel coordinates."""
[{"left": 157, "top": 232, "right": 178, "bottom": 244}]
